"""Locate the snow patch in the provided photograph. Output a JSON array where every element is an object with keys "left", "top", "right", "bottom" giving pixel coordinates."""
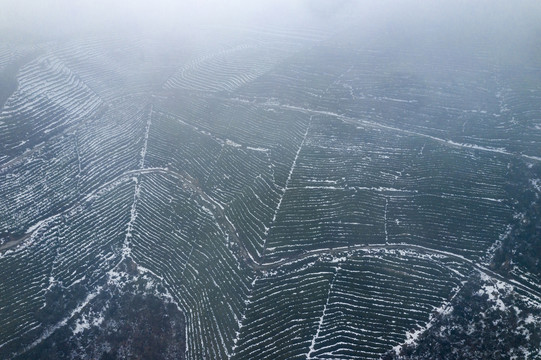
[
  {"left": 226, "top": 139, "right": 242, "bottom": 148},
  {"left": 477, "top": 272, "right": 513, "bottom": 312}
]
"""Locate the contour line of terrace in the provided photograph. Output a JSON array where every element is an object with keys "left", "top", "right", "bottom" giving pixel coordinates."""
[{"left": 5, "top": 165, "right": 540, "bottom": 303}]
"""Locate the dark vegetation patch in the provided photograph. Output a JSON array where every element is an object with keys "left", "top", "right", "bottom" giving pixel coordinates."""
[
  {"left": 493, "top": 161, "right": 541, "bottom": 278},
  {"left": 0, "top": 52, "right": 39, "bottom": 110},
  {"left": 18, "top": 262, "right": 185, "bottom": 360},
  {"left": 384, "top": 274, "right": 541, "bottom": 360}
]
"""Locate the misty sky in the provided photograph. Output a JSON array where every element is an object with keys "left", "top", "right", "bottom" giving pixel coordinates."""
[
  {"left": 1, "top": 0, "right": 541, "bottom": 55},
  {"left": 0, "top": 0, "right": 357, "bottom": 36}
]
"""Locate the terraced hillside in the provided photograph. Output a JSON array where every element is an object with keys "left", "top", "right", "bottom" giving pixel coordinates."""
[{"left": 1, "top": 21, "right": 540, "bottom": 360}]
